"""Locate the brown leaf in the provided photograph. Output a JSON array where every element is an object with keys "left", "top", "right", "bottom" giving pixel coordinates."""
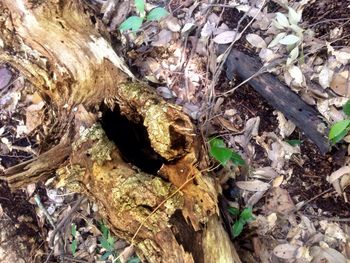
[
  {"left": 264, "top": 187, "right": 295, "bottom": 215},
  {"left": 151, "top": 29, "right": 173, "bottom": 47},
  {"left": 330, "top": 70, "right": 350, "bottom": 96},
  {"left": 273, "top": 244, "right": 299, "bottom": 259}
]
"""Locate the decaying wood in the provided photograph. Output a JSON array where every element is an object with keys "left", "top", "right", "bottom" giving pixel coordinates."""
[
  {"left": 0, "top": 133, "right": 72, "bottom": 188},
  {"left": 0, "top": 1, "right": 240, "bottom": 262},
  {"left": 219, "top": 46, "right": 330, "bottom": 154}
]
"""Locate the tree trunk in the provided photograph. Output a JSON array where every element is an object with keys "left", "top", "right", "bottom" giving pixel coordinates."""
[{"left": 0, "top": 1, "right": 240, "bottom": 262}]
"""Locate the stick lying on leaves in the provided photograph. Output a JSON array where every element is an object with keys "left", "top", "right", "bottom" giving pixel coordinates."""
[{"left": 218, "top": 46, "right": 330, "bottom": 155}]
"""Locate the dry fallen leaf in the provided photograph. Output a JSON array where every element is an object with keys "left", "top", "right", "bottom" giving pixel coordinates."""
[
  {"left": 288, "top": 65, "right": 304, "bottom": 86},
  {"left": 318, "top": 65, "right": 334, "bottom": 89},
  {"left": 330, "top": 70, "right": 350, "bottom": 96},
  {"left": 272, "top": 175, "right": 284, "bottom": 187},
  {"left": 236, "top": 180, "right": 271, "bottom": 192},
  {"left": 310, "top": 244, "right": 347, "bottom": 263},
  {"left": 165, "top": 16, "right": 181, "bottom": 32},
  {"left": 259, "top": 48, "right": 281, "bottom": 63},
  {"left": 275, "top": 111, "right": 296, "bottom": 138},
  {"left": 109, "top": 1, "right": 131, "bottom": 31},
  {"left": 273, "top": 243, "right": 299, "bottom": 259},
  {"left": 327, "top": 166, "right": 350, "bottom": 200},
  {"left": 253, "top": 167, "right": 279, "bottom": 180},
  {"left": 264, "top": 187, "right": 295, "bottom": 215},
  {"left": 320, "top": 220, "right": 347, "bottom": 243},
  {"left": 152, "top": 29, "right": 173, "bottom": 47},
  {"left": 246, "top": 33, "right": 267, "bottom": 49},
  {"left": 213, "top": 30, "right": 240, "bottom": 44}
]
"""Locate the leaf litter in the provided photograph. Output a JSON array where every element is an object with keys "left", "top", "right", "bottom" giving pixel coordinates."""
[{"left": 1, "top": 0, "right": 350, "bottom": 262}]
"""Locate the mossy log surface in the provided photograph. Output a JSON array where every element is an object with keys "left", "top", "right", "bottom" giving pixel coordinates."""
[{"left": 0, "top": 1, "right": 241, "bottom": 262}]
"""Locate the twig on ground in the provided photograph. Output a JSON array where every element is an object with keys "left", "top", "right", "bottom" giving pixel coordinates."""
[
  {"left": 35, "top": 194, "right": 65, "bottom": 263},
  {"left": 296, "top": 188, "right": 333, "bottom": 211},
  {"left": 306, "top": 215, "right": 350, "bottom": 222},
  {"left": 202, "top": 0, "right": 266, "bottom": 133},
  {"left": 11, "top": 145, "right": 38, "bottom": 156},
  {"left": 34, "top": 194, "right": 56, "bottom": 228},
  {"left": 49, "top": 196, "right": 86, "bottom": 247}
]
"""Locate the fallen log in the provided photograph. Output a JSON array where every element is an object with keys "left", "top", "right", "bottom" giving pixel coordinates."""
[
  {"left": 0, "top": 1, "right": 240, "bottom": 262},
  {"left": 219, "top": 46, "right": 330, "bottom": 154}
]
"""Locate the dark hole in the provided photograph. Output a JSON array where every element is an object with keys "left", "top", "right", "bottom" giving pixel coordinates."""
[
  {"left": 58, "top": 21, "right": 65, "bottom": 29},
  {"left": 298, "top": 108, "right": 302, "bottom": 112},
  {"left": 90, "top": 15, "right": 96, "bottom": 25},
  {"left": 100, "top": 105, "right": 165, "bottom": 174}
]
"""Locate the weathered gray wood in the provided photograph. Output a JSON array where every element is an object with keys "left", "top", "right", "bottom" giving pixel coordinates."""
[{"left": 219, "top": 47, "right": 330, "bottom": 154}]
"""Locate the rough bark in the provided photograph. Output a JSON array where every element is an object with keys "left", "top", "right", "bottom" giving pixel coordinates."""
[{"left": 0, "top": 1, "right": 240, "bottom": 262}]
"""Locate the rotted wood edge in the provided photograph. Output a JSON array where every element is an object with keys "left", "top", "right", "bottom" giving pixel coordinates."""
[{"left": 218, "top": 46, "right": 330, "bottom": 154}]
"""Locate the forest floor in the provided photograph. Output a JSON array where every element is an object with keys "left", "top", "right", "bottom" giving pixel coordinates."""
[{"left": 1, "top": 0, "right": 350, "bottom": 262}]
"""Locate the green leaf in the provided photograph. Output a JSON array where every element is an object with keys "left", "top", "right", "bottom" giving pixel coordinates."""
[
  {"left": 209, "top": 138, "right": 232, "bottom": 165},
  {"left": 99, "top": 236, "right": 112, "bottom": 251},
  {"left": 288, "top": 7, "right": 302, "bottom": 25},
  {"left": 328, "top": 120, "right": 350, "bottom": 143},
  {"left": 287, "top": 46, "right": 299, "bottom": 65},
  {"left": 343, "top": 100, "right": 350, "bottom": 116},
  {"left": 146, "top": 7, "right": 169, "bottom": 21},
  {"left": 71, "top": 239, "right": 77, "bottom": 255},
  {"left": 209, "top": 137, "right": 226, "bottom": 148},
  {"left": 119, "top": 16, "right": 143, "bottom": 32},
  {"left": 209, "top": 138, "right": 245, "bottom": 166},
  {"left": 107, "top": 235, "right": 115, "bottom": 246},
  {"left": 99, "top": 222, "right": 109, "bottom": 239},
  {"left": 128, "top": 257, "right": 141, "bottom": 263},
  {"left": 286, "top": 139, "right": 302, "bottom": 146},
  {"left": 228, "top": 207, "right": 240, "bottom": 216},
  {"left": 330, "top": 127, "right": 349, "bottom": 144},
  {"left": 268, "top": 32, "right": 286, "bottom": 48},
  {"left": 71, "top": 223, "right": 77, "bottom": 237},
  {"left": 211, "top": 147, "right": 232, "bottom": 165},
  {"left": 275, "top": 12, "right": 289, "bottom": 28},
  {"left": 279, "top": 34, "right": 300, "bottom": 45},
  {"left": 231, "top": 151, "right": 245, "bottom": 166},
  {"left": 232, "top": 220, "right": 244, "bottom": 238},
  {"left": 240, "top": 207, "right": 254, "bottom": 223},
  {"left": 101, "top": 251, "right": 112, "bottom": 261},
  {"left": 135, "top": 0, "right": 145, "bottom": 17}
]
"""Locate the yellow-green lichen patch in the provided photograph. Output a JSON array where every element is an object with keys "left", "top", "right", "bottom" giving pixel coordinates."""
[
  {"left": 55, "top": 164, "right": 86, "bottom": 193},
  {"left": 74, "top": 124, "right": 115, "bottom": 165}
]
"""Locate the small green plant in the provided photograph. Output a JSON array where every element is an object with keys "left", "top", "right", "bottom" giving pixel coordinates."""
[
  {"left": 228, "top": 207, "right": 255, "bottom": 238},
  {"left": 209, "top": 137, "right": 245, "bottom": 166},
  {"left": 286, "top": 139, "right": 302, "bottom": 146},
  {"left": 70, "top": 223, "right": 78, "bottom": 256},
  {"left": 328, "top": 100, "right": 350, "bottom": 144},
  {"left": 119, "top": 0, "right": 169, "bottom": 33},
  {"left": 98, "top": 222, "right": 141, "bottom": 263},
  {"left": 269, "top": 6, "right": 304, "bottom": 66},
  {"left": 99, "top": 221, "right": 117, "bottom": 261}
]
